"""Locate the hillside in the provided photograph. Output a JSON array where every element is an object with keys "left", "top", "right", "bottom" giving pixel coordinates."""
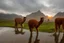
[
  {"left": 0, "top": 13, "right": 22, "bottom": 20},
  {"left": 54, "top": 12, "right": 64, "bottom": 18},
  {"left": 26, "top": 10, "right": 45, "bottom": 21}
]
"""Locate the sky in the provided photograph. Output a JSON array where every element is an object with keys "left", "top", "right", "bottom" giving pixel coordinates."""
[{"left": 0, "top": 0, "right": 64, "bottom": 17}]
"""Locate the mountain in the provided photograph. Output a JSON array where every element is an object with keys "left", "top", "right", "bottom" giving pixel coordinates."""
[
  {"left": 52, "top": 12, "right": 64, "bottom": 21},
  {"left": 0, "top": 13, "right": 22, "bottom": 20},
  {"left": 54, "top": 12, "right": 64, "bottom": 18},
  {"left": 26, "top": 10, "right": 45, "bottom": 21}
]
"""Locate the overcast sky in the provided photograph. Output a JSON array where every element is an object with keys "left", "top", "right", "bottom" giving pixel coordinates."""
[{"left": 0, "top": 0, "right": 64, "bottom": 16}]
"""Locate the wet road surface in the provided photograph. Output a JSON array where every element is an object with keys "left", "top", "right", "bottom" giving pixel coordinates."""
[{"left": 0, "top": 27, "right": 64, "bottom": 43}]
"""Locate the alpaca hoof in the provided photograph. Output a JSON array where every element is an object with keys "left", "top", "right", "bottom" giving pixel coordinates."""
[
  {"left": 34, "top": 39, "right": 40, "bottom": 43},
  {"left": 15, "top": 31, "right": 19, "bottom": 34},
  {"left": 20, "top": 32, "right": 25, "bottom": 35}
]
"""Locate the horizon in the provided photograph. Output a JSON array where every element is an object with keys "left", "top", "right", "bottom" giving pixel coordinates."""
[{"left": 0, "top": 10, "right": 56, "bottom": 17}]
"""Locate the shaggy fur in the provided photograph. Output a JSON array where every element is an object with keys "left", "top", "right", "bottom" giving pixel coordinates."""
[
  {"left": 28, "top": 17, "right": 44, "bottom": 35},
  {"left": 55, "top": 18, "right": 64, "bottom": 33},
  {"left": 15, "top": 17, "right": 26, "bottom": 32}
]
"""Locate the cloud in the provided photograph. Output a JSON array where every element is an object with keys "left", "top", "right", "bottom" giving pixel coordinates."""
[
  {"left": 0, "top": 0, "right": 45, "bottom": 12},
  {"left": 49, "top": 0, "right": 64, "bottom": 12},
  {"left": 0, "top": 0, "right": 25, "bottom": 12},
  {"left": 0, "top": 0, "right": 50, "bottom": 15},
  {"left": 41, "top": 0, "right": 64, "bottom": 16},
  {"left": 0, "top": 0, "right": 64, "bottom": 16}
]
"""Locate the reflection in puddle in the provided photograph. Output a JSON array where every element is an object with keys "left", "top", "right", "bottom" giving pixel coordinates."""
[
  {"left": 0, "top": 27, "right": 64, "bottom": 43},
  {"left": 60, "top": 33, "right": 64, "bottom": 43},
  {"left": 28, "top": 33, "right": 40, "bottom": 43},
  {"left": 14, "top": 29, "right": 25, "bottom": 35},
  {"left": 34, "top": 34, "right": 40, "bottom": 43},
  {"left": 53, "top": 33, "right": 60, "bottom": 43},
  {"left": 53, "top": 33, "right": 64, "bottom": 43}
]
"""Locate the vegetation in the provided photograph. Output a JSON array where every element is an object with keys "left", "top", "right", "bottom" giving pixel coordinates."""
[
  {"left": 0, "top": 20, "right": 14, "bottom": 27},
  {"left": 0, "top": 20, "right": 56, "bottom": 32}
]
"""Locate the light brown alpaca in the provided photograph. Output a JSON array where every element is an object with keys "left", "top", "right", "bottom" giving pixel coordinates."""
[
  {"left": 28, "top": 17, "right": 44, "bottom": 35},
  {"left": 55, "top": 18, "right": 64, "bottom": 33},
  {"left": 15, "top": 17, "right": 26, "bottom": 32}
]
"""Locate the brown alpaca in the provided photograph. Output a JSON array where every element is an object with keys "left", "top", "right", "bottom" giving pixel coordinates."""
[
  {"left": 28, "top": 17, "right": 44, "bottom": 35},
  {"left": 55, "top": 18, "right": 64, "bottom": 33},
  {"left": 15, "top": 17, "right": 26, "bottom": 32}
]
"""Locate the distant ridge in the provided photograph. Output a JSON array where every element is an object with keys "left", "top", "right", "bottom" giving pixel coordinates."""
[
  {"left": 0, "top": 13, "right": 22, "bottom": 20},
  {"left": 54, "top": 12, "right": 64, "bottom": 18},
  {"left": 26, "top": 10, "right": 45, "bottom": 21}
]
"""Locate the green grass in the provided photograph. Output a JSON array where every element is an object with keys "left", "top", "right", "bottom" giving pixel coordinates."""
[
  {"left": 0, "top": 20, "right": 56, "bottom": 32},
  {"left": 0, "top": 20, "right": 14, "bottom": 27},
  {"left": 39, "top": 22, "right": 55, "bottom": 32},
  {"left": 24, "top": 22, "right": 55, "bottom": 33}
]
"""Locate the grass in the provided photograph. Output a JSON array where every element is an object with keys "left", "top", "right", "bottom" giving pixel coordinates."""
[
  {"left": 38, "top": 22, "right": 55, "bottom": 32},
  {"left": 0, "top": 20, "right": 14, "bottom": 27},
  {"left": 24, "top": 22, "right": 55, "bottom": 33},
  {"left": 0, "top": 20, "right": 56, "bottom": 32}
]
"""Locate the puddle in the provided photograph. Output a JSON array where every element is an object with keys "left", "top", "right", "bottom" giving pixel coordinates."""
[{"left": 0, "top": 27, "right": 64, "bottom": 43}]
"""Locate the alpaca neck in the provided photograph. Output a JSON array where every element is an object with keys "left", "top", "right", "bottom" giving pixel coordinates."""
[
  {"left": 37, "top": 20, "right": 43, "bottom": 28},
  {"left": 22, "top": 18, "right": 26, "bottom": 24}
]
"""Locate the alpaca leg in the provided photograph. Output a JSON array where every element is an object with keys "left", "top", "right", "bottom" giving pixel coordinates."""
[
  {"left": 15, "top": 23, "right": 18, "bottom": 31},
  {"left": 62, "top": 24, "right": 64, "bottom": 33},
  {"left": 29, "top": 27, "right": 32, "bottom": 34},
  {"left": 53, "top": 24, "right": 58, "bottom": 35},
  {"left": 36, "top": 28, "right": 38, "bottom": 36},
  {"left": 15, "top": 23, "right": 19, "bottom": 34},
  {"left": 55, "top": 24, "right": 58, "bottom": 33},
  {"left": 30, "top": 28, "right": 32, "bottom": 34},
  {"left": 20, "top": 24, "right": 25, "bottom": 34},
  {"left": 20, "top": 24, "right": 23, "bottom": 32},
  {"left": 58, "top": 25, "right": 60, "bottom": 34}
]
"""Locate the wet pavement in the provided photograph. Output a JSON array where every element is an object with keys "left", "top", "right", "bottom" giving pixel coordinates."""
[{"left": 0, "top": 27, "right": 64, "bottom": 43}]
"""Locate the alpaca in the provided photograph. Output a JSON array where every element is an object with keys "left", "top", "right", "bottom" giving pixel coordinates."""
[
  {"left": 15, "top": 17, "right": 26, "bottom": 32},
  {"left": 28, "top": 17, "right": 44, "bottom": 35},
  {"left": 55, "top": 18, "right": 64, "bottom": 33}
]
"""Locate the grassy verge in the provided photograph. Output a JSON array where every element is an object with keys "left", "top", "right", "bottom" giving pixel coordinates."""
[
  {"left": 0, "top": 20, "right": 14, "bottom": 27},
  {"left": 0, "top": 20, "right": 56, "bottom": 32},
  {"left": 23, "top": 22, "right": 55, "bottom": 33}
]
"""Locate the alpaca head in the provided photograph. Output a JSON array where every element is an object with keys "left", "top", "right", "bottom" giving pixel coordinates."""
[
  {"left": 23, "top": 17, "right": 26, "bottom": 20},
  {"left": 22, "top": 17, "right": 26, "bottom": 23},
  {"left": 37, "top": 17, "right": 44, "bottom": 28},
  {"left": 40, "top": 17, "right": 44, "bottom": 23}
]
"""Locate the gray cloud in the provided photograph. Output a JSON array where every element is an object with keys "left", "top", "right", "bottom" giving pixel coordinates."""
[
  {"left": 0, "top": 0, "right": 25, "bottom": 12},
  {"left": 49, "top": 0, "right": 64, "bottom": 12},
  {"left": 0, "top": 0, "right": 64, "bottom": 16},
  {"left": 41, "top": 0, "right": 64, "bottom": 16},
  {"left": 0, "top": 0, "right": 46, "bottom": 13}
]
